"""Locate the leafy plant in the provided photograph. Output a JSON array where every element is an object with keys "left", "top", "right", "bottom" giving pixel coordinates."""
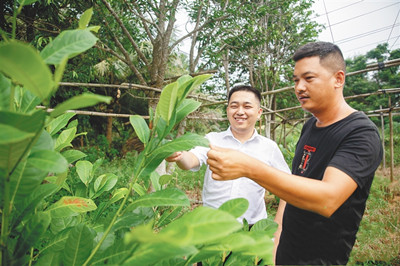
[{"left": 1, "top": 3, "right": 277, "bottom": 266}]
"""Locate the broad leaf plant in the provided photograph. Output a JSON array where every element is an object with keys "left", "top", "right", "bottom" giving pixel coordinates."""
[{"left": 0, "top": 2, "right": 276, "bottom": 266}]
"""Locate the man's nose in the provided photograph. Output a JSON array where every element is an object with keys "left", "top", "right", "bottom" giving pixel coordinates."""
[{"left": 295, "top": 80, "right": 306, "bottom": 92}]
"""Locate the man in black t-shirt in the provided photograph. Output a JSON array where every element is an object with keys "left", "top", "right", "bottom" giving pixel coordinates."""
[{"left": 206, "top": 42, "right": 383, "bottom": 265}]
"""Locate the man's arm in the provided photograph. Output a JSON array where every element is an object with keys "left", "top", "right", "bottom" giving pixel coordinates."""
[
  {"left": 207, "top": 145, "right": 357, "bottom": 218},
  {"left": 166, "top": 151, "right": 200, "bottom": 170},
  {"left": 273, "top": 199, "right": 286, "bottom": 263}
]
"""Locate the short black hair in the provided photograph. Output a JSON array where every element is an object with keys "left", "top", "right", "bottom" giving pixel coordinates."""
[
  {"left": 293, "top": 41, "right": 346, "bottom": 74},
  {"left": 228, "top": 85, "right": 261, "bottom": 104}
]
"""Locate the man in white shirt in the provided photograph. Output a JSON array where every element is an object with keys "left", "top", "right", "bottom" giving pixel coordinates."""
[{"left": 166, "top": 85, "right": 290, "bottom": 225}]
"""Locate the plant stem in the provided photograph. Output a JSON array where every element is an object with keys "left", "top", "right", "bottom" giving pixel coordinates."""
[
  {"left": 82, "top": 179, "right": 135, "bottom": 266},
  {"left": 0, "top": 175, "right": 11, "bottom": 266}
]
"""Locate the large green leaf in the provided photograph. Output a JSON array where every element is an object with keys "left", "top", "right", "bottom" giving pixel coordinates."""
[
  {"left": 155, "top": 82, "right": 178, "bottom": 122},
  {"left": 156, "top": 206, "right": 183, "bottom": 228},
  {"left": 27, "top": 150, "right": 68, "bottom": 174},
  {"left": 124, "top": 242, "right": 197, "bottom": 265},
  {"left": 92, "top": 173, "right": 118, "bottom": 199},
  {"left": 0, "top": 110, "right": 45, "bottom": 171},
  {"left": 13, "top": 211, "right": 51, "bottom": 258},
  {"left": 0, "top": 41, "right": 54, "bottom": 101},
  {"left": 0, "top": 124, "right": 35, "bottom": 144},
  {"left": 76, "top": 160, "right": 93, "bottom": 186},
  {"left": 125, "top": 188, "right": 190, "bottom": 212},
  {"left": 30, "top": 127, "right": 54, "bottom": 153},
  {"left": 0, "top": 73, "right": 11, "bottom": 111},
  {"left": 177, "top": 74, "right": 212, "bottom": 104},
  {"left": 62, "top": 224, "right": 95, "bottom": 266},
  {"left": 50, "top": 93, "right": 111, "bottom": 118},
  {"left": 10, "top": 159, "right": 48, "bottom": 203},
  {"left": 175, "top": 99, "right": 201, "bottom": 124},
  {"left": 54, "top": 127, "right": 77, "bottom": 152},
  {"left": 160, "top": 207, "right": 242, "bottom": 246},
  {"left": 138, "top": 133, "right": 208, "bottom": 179},
  {"left": 46, "top": 196, "right": 97, "bottom": 218},
  {"left": 129, "top": 115, "right": 150, "bottom": 144},
  {"left": 35, "top": 252, "right": 62, "bottom": 266},
  {"left": 61, "top": 149, "right": 86, "bottom": 164},
  {"left": 46, "top": 112, "right": 76, "bottom": 136},
  {"left": 12, "top": 183, "right": 58, "bottom": 231},
  {"left": 40, "top": 29, "right": 98, "bottom": 65},
  {"left": 219, "top": 198, "right": 249, "bottom": 219},
  {"left": 250, "top": 218, "right": 278, "bottom": 237},
  {"left": 78, "top": 8, "right": 93, "bottom": 29},
  {"left": 17, "top": 0, "right": 39, "bottom": 6}
]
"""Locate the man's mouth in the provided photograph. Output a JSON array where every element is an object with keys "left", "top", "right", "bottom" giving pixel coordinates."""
[{"left": 235, "top": 117, "right": 246, "bottom": 122}]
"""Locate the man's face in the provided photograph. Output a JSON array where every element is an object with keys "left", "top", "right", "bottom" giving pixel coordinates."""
[
  {"left": 227, "top": 90, "right": 262, "bottom": 134},
  {"left": 293, "top": 56, "right": 338, "bottom": 115}
]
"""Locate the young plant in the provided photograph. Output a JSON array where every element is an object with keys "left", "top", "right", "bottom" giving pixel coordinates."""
[
  {"left": 1, "top": 3, "right": 277, "bottom": 265},
  {"left": 0, "top": 5, "right": 110, "bottom": 265}
]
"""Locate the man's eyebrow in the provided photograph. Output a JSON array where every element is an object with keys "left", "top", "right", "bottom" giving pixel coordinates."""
[
  {"left": 293, "top": 71, "right": 315, "bottom": 78},
  {"left": 229, "top": 100, "right": 253, "bottom": 105}
]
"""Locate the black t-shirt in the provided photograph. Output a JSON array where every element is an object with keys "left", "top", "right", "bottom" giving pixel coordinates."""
[{"left": 276, "top": 112, "right": 383, "bottom": 265}]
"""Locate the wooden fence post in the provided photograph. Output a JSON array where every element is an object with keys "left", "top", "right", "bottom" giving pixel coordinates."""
[{"left": 389, "top": 96, "right": 394, "bottom": 182}]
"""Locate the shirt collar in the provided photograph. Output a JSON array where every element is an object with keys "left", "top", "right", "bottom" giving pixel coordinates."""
[{"left": 224, "top": 126, "right": 259, "bottom": 143}]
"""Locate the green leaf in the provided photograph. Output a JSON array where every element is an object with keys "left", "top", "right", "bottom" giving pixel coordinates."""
[
  {"left": 46, "top": 112, "right": 76, "bottom": 136},
  {"left": 27, "top": 150, "right": 68, "bottom": 174},
  {"left": 109, "top": 188, "right": 129, "bottom": 204},
  {"left": 0, "top": 110, "right": 46, "bottom": 171},
  {"left": 138, "top": 133, "right": 208, "bottom": 179},
  {"left": 161, "top": 207, "right": 242, "bottom": 246},
  {"left": 47, "top": 196, "right": 97, "bottom": 218},
  {"left": 159, "top": 174, "right": 173, "bottom": 187},
  {"left": 40, "top": 29, "right": 98, "bottom": 65},
  {"left": 175, "top": 99, "right": 201, "bottom": 124},
  {"left": 177, "top": 74, "right": 212, "bottom": 104},
  {"left": 14, "top": 212, "right": 51, "bottom": 258},
  {"left": 250, "top": 218, "right": 278, "bottom": 237},
  {"left": 78, "top": 8, "right": 93, "bottom": 29},
  {"left": 0, "top": 124, "right": 35, "bottom": 144},
  {"left": 92, "top": 173, "right": 118, "bottom": 199},
  {"left": 156, "top": 206, "right": 182, "bottom": 228},
  {"left": 53, "top": 56, "right": 68, "bottom": 92},
  {"left": 126, "top": 244, "right": 197, "bottom": 265},
  {"left": 0, "top": 41, "right": 54, "bottom": 101},
  {"left": 132, "top": 183, "right": 146, "bottom": 197},
  {"left": 219, "top": 198, "right": 249, "bottom": 219},
  {"left": 155, "top": 82, "right": 178, "bottom": 122},
  {"left": 62, "top": 224, "right": 95, "bottom": 266},
  {"left": 54, "top": 127, "right": 77, "bottom": 152},
  {"left": 76, "top": 160, "right": 93, "bottom": 186},
  {"left": 50, "top": 93, "right": 111, "bottom": 118},
  {"left": 35, "top": 252, "right": 62, "bottom": 266},
  {"left": 17, "top": 0, "right": 39, "bottom": 6},
  {"left": 0, "top": 73, "right": 11, "bottom": 111},
  {"left": 14, "top": 85, "right": 41, "bottom": 113},
  {"left": 150, "top": 171, "right": 161, "bottom": 191},
  {"left": 129, "top": 115, "right": 150, "bottom": 144},
  {"left": 126, "top": 188, "right": 190, "bottom": 212},
  {"left": 61, "top": 149, "right": 86, "bottom": 164},
  {"left": 31, "top": 129, "right": 53, "bottom": 153},
  {"left": 11, "top": 183, "right": 58, "bottom": 232}
]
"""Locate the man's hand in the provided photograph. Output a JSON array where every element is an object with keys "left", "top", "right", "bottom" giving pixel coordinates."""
[
  {"left": 165, "top": 151, "right": 184, "bottom": 163},
  {"left": 206, "top": 144, "right": 249, "bottom": 180}
]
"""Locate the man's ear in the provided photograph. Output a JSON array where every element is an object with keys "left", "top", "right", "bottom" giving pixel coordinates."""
[{"left": 334, "top": 70, "right": 346, "bottom": 89}]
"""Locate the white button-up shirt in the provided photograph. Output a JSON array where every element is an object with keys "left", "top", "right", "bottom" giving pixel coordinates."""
[{"left": 190, "top": 127, "right": 291, "bottom": 224}]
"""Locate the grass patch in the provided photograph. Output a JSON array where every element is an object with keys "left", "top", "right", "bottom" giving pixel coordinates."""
[{"left": 348, "top": 170, "right": 400, "bottom": 265}]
